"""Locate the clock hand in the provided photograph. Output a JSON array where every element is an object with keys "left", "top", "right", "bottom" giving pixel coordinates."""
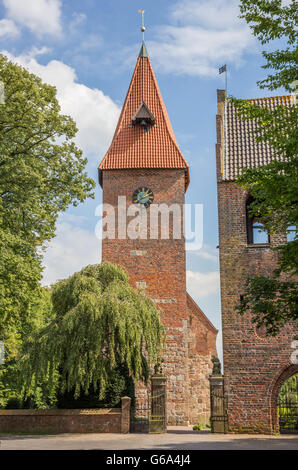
[{"left": 140, "top": 192, "right": 150, "bottom": 200}]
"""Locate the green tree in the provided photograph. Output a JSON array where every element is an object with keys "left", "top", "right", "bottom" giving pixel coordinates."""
[
  {"left": 0, "top": 55, "right": 95, "bottom": 338},
  {"left": 238, "top": 0, "right": 297, "bottom": 92},
  {"left": 231, "top": 0, "right": 298, "bottom": 335},
  {"left": 0, "top": 287, "right": 57, "bottom": 408},
  {"left": 20, "top": 262, "right": 165, "bottom": 403},
  {"left": 55, "top": 365, "right": 135, "bottom": 409}
]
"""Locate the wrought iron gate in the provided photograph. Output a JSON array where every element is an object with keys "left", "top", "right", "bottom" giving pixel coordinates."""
[
  {"left": 130, "top": 397, "right": 150, "bottom": 433},
  {"left": 130, "top": 389, "right": 167, "bottom": 433},
  {"left": 210, "top": 388, "right": 228, "bottom": 433},
  {"left": 150, "top": 390, "right": 167, "bottom": 433},
  {"left": 209, "top": 358, "right": 228, "bottom": 433},
  {"left": 278, "top": 374, "right": 298, "bottom": 434}
]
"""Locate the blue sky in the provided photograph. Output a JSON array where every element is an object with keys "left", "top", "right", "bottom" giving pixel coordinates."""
[{"left": 0, "top": 0, "right": 289, "bottom": 358}]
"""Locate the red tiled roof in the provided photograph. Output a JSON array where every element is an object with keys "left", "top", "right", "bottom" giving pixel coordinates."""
[
  {"left": 223, "top": 94, "right": 293, "bottom": 181},
  {"left": 98, "top": 45, "right": 189, "bottom": 190}
]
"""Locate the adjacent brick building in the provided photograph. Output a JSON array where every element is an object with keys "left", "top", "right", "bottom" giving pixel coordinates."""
[
  {"left": 98, "top": 43, "right": 217, "bottom": 425},
  {"left": 216, "top": 89, "right": 297, "bottom": 433}
]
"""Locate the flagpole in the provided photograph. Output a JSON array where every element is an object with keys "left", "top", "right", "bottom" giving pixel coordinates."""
[
  {"left": 219, "top": 64, "right": 227, "bottom": 96},
  {"left": 218, "top": 64, "right": 228, "bottom": 178}
]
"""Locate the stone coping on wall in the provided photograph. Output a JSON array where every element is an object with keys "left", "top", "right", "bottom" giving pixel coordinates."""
[{"left": 0, "top": 408, "right": 120, "bottom": 416}]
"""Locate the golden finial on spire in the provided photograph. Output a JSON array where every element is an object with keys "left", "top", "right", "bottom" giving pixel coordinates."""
[{"left": 138, "top": 9, "right": 146, "bottom": 41}]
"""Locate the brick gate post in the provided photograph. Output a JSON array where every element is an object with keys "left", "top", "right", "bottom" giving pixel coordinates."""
[{"left": 121, "top": 396, "right": 131, "bottom": 433}]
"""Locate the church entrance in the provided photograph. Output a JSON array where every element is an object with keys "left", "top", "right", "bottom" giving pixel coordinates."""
[{"left": 278, "top": 373, "right": 298, "bottom": 433}]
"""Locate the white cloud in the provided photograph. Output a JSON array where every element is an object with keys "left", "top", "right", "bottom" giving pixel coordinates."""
[
  {"left": 3, "top": 0, "right": 62, "bottom": 37},
  {"left": 79, "top": 34, "right": 103, "bottom": 51},
  {"left": 171, "top": 0, "right": 242, "bottom": 28},
  {"left": 0, "top": 18, "right": 19, "bottom": 37},
  {"left": 2, "top": 48, "right": 119, "bottom": 284},
  {"left": 42, "top": 215, "right": 101, "bottom": 286},
  {"left": 193, "top": 244, "right": 218, "bottom": 262},
  {"left": 147, "top": 0, "right": 255, "bottom": 77},
  {"left": 186, "top": 270, "right": 220, "bottom": 298},
  {"left": 69, "top": 12, "right": 87, "bottom": 32},
  {"left": 2, "top": 49, "right": 120, "bottom": 161}
]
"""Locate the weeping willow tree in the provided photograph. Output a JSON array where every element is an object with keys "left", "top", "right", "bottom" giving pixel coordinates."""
[{"left": 20, "top": 262, "right": 165, "bottom": 403}]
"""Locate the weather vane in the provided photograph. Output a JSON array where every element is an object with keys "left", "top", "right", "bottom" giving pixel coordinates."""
[{"left": 138, "top": 9, "right": 146, "bottom": 42}]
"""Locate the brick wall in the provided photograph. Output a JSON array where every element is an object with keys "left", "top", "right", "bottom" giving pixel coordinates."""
[
  {"left": 102, "top": 168, "right": 217, "bottom": 425},
  {"left": 0, "top": 397, "right": 131, "bottom": 434},
  {"left": 216, "top": 91, "right": 297, "bottom": 433}
]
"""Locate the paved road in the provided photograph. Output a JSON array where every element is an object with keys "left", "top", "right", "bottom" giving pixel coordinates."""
[{"left": 0, "top": 427, "right": 297, "bottom": 450}]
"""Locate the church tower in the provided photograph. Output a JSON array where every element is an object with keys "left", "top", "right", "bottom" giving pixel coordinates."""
[
  {"left": 98, "top": 42, "right": 217, "bottom": 425},
  {"left": 216, "top": 89, "right": 297, "bottom": 433}
]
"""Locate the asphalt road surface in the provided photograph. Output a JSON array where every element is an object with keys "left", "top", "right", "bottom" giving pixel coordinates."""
[{"left": 0, "top": 427, "right": 297, "bottom": 450}]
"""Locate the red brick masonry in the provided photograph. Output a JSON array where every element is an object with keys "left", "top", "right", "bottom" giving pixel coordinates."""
[
  {"left": 216, "top": 90, "right": 297, "bottom": 433},
  {"left": 99, "top": 43, "right": 218, "bottom": 425},
  {"left": 102, "top": 168, "right": 218, "bottom": 425},
  {"left": 0, "top": 397, "right": 131, "bottom": 434}
]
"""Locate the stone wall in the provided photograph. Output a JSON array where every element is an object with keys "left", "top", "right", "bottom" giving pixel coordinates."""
[
  {"left": 0, "top": 397, "right": 131, "bottom": 434},
  {"left": 186, "top": 294, "right": 217, "bottom": 425}
]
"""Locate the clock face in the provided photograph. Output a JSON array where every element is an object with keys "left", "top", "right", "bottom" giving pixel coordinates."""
[{"left": 132, "top": 187, "right": 154, "bottom": 208}]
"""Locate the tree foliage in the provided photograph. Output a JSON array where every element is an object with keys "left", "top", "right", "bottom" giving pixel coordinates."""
[
  {"left": 55, "top": 365, "right": 135, "bottom": 409},
  {"left": 239, "top": 275, "right": 297, "bottom": 336},
  {"left": 233, "top": 0, "right": 298, "bottom": 334},
  {"left": 279, "top": 373, "right": 298, "bottom": 402},
  {"left": 0, "top": 55, "right": 95, "bottom": 335},
  {"left": 20, "top": 263, "right": 165, "bottom": 402},
  {"left": 0, "top": 288, "right": 56, "bottom": 408},
  {"left": 239, "top": 0, "right": 298, "bottom": 91}
]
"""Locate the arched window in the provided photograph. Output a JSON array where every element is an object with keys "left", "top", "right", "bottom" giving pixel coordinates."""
[{"left": 246, "top": 196, "right": 269, "bottom": 245}]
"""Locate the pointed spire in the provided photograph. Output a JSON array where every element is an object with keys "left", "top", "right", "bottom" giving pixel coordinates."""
[
  {"left": 99, "top": 43, "right": 189, "bottom": 191},
  {"left": 139, "top": 41, "right": 148, "bottom": 58}
]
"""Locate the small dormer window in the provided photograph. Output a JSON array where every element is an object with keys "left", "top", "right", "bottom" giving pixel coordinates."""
[
  {"left": 131, "top": 101, "right": 155, "bottom": 132},
  {"left": 246, "top": 196, "right": 269, "bottom": 245}
]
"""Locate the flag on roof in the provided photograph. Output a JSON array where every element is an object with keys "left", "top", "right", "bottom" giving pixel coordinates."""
[{"left": 219, "top": 64, "right": 227, "bottom": 74}]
